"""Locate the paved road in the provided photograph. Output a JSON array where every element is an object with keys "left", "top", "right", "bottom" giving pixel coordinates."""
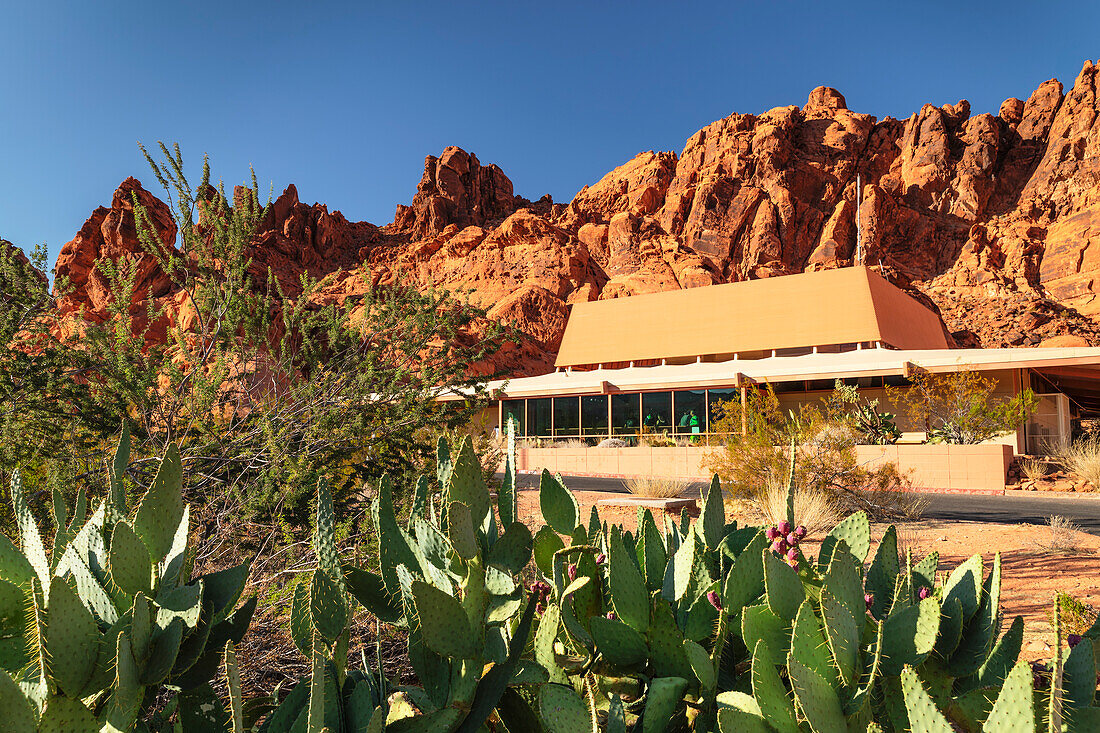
[{"left": 513, "top": 473, "right": 1100, "bottom": 535}]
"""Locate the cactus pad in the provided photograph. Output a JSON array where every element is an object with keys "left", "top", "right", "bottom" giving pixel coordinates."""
[
  {"left": 642, "top": 676, "right": 689, "bottom": 733},
  {"left": 108, "top": 521, "right": 153, "bottom": 597},
  {"left": 44, "top": 575, "right": 99, "bottom": 698},
  {"left": 310, "top": 568, "right": 349, "bottom": 644},
  {"left": 590, "top": 616, "right": 648, "bottom": 666},
  {"left": 609, "top": 527, "right": 649, "bottom": 633},
  {"left": 539, "top": 470, "right": 579, "bottom": 535},
  {"left": 538, "top": 683, "right": 592, "bottom": 733},
  {"left": 819, "top": 510, "right": 870, "bottom": 566},
  {"left": 132, "top": 443, "right": 185, "bottom": 562},
  {"left": 983, "top": 660, "right": 1035, "bottom": 732},
  {"left": 788, "top": 655, "right": 846, "bottom": 733},
  {"left": 412, "top": 580, "right": 477, "bottom": 659},
  {"left": 899, "top": 666, "right": 953, "bottom": 733},
  {"left": 751, "top": 640, "right": 798, "bottom": 733},
  {"left": 37, "top": 696, "right": 98, "bottom": 733},
  {"left": 763, "top": 548, "right": 803, "bottom": 621}
]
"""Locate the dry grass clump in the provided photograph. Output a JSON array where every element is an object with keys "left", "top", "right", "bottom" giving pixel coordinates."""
[
  {"left": 624, "top": 476, "right": 689, "bottom": 498},
  {"left": 1020, "top": 457, "right": 1050, "bottom": 482},
  {"left": 1053, "top": 437, "right": 1100, "bottom": 487},
  {"left": 1034, "top": 515, "right": 1086, "bottom": 554},
  {"left": 747, "top": 477, "right": 841, "bottom": 537},
  {"left": 553, "top": 438, "right": 590, "bottom": 450}
]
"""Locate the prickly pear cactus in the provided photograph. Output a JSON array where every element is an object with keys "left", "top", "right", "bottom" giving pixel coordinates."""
[{"left": 0, "top": 425, "right": 256, "bottom": 731}]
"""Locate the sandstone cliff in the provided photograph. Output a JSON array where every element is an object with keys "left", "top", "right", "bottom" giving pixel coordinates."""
[{"left": 44, "top": 61, "right": 1100, "bottom": 374}]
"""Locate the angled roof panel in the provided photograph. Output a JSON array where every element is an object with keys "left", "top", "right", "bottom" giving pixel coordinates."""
[{"left": 554, "top": 267, "right": 950, "bottom": 368}]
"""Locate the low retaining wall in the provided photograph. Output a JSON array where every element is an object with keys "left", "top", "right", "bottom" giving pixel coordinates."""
[{"left": 515, "top": 443, "right": 1013, "bottom": 492}]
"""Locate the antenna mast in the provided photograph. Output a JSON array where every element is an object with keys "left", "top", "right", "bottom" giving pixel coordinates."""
[{"left": 854, "top": 172, "right": 862, "bottom": 265}]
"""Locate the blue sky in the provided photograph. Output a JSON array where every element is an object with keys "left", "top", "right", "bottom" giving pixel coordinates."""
[{"left": 1, "top": 1, "right": 1097, "bottom": 267}]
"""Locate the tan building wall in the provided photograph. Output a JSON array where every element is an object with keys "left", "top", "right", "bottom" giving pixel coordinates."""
[{"left": 515, "top": 443, "right": 1013, "bottom": 492}]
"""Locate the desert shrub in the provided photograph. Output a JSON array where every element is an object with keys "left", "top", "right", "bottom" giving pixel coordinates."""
[
  {"left": 1047, "top": 592, "right": 1099, "bottom": 636},
  {"left": 0, "top": 146, "right": 508, "bottom": 523},
  {"left": 596, "top": 437, "right": 628, "bottom": 448},
  {"left": 748, "top": 473, "right": 840, "bottom": 536},
  {"left": 623, "top": 474, "right": 689, "bottom": 498},
  {"left": 1053, "top": 435, "right": 1100, "bottom": 487},
  {"left": 704, "top": 384, "right": 923, "bottom": 520},
  {"left": 1035, "top": 514, "right": 1086, "bottom": 553},
  {"left": 828, "top": 379, "right": 901, "bottom": 444},
  {"left": 890, "top": 369, "right": 1038, "bottom": 444},
  {"left": 1020, "top": 457, "right": 1051, "bottom": 481}
]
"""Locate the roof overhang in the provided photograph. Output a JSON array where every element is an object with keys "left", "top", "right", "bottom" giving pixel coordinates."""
[{"left": 448, "top": 347, "right": 1100, "bottom": 404}]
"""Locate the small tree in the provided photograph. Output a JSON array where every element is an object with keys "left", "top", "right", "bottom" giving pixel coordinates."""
[{"left": 890, "top": 370, "right": 1038, "bottom": 444}]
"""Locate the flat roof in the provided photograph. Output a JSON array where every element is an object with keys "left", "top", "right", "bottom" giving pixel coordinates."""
[
  {"left": 478, "top": 346, "right": 1100, "bottom": 400},
  {"left": 554, "top": 267, "right": 951, "bottom": 368}
]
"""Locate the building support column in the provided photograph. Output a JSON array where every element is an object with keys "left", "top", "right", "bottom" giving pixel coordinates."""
[{"left": 740, "top": 386, "right": 748, "bottom": 435}]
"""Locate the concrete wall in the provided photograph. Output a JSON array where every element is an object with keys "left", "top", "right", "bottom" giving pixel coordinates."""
[{"left": 515, "top": 443, "right": 1014, "bottom": 492}]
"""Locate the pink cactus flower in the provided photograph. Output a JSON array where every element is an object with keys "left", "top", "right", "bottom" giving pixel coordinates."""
[
  {"left": 606, "top": 611, "right": 617, "bottom": 620},
  {"left": 567, "top": 564, "right": 577, "bottom": 581},
  {"left": 596, "top": 553, "right": 606, "bottom": 565},
  {"left": 786, "top": 557, "right": 799, "bottom": 569},
  {"left": 918, "top": 586, "right": 932, "bottom": 600},
  {"left": 771, "top": 539, "right": 788, "bottom": 554},
  {"left": 777, "top": 520, "right": 792, "bottom": 536},
  {"left": 795, "top": 525, "right": 807, "bottom": 538},
  {"left": 707, "top": 591, "right": 722, "bottom": 611},
  {"left": 765, "top": 526, "right": 779, "bottom": 540},
  {"left": 864, "top": 593, "right": 874, "bottom": 611},
  {"left": 786, "top": 547, "right": 798, "bottom": 562},
  {"left": 786, "top": 532, "right": 799, "bottom": 546}
]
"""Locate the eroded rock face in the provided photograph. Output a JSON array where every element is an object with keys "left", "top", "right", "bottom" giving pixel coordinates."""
[
  {"left": 48, "top": 64, "right": 1100, "bottom": 375},
  {"left": 390, "top": 146, "right": 529, "bottom": 240}
]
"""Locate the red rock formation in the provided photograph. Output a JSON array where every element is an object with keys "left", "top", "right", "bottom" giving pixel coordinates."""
[{"left": 48, "top": 61, "right": 1100, "bottom": 373}]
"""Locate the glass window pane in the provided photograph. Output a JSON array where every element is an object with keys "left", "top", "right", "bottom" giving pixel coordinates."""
[
  {"left": 502, "top": 400, "right": 525, "bottom": 435},
  {"left": 553, "top": 397, "right": 579, "bottom": 437},
  {"left": 708, "top": 389, "right": 739, "bottom": 433},
  {"left": 529, "top": 398, "right": 552, "bottom": 436},
  {"left": 611, "top": 393, "right": 640, "bottom": 437},
  {"left": 641, "top": 392, "right": 672, "bottom": 433},
  {"left": 581, "top": 395, "right": 608, "bottom": 437},
  {"left": 674, "top": 390, "right": 706, "bottom": 434}
]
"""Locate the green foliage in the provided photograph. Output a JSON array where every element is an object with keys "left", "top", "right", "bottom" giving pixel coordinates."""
[
  {"left": 891, "top": 369, "right": 1039, "bottom": 444},
  {"left": 0, "top": 147, "right": 508, "bottom": 527},
  {"left": 829, "top": 379, "right": 901, "bottom": 444},
  {"left": 704, "top": 383, "right": 921, "bottom": 520},
  {"left": 0, "top": 432, "right": 255, "bottom": 730}
]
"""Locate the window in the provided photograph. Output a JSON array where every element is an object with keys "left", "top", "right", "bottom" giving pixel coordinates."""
[
  {"left": 581, "top": 395, "right": 609, "bottom": 437},
  {"left": 708, "top": 389, "right": 739, "bottom": 432},
  {"left": 611, "top": 393, "right": 640, "bottom": 436},
  {"left": 673, "top": 390, "right": 706, "bottom": 434},
  {"left": 641, "top": 392, "right": 672, "bottom": 432},
  {"left": 884, "top": 375, "right": 912, "bottom": 387},
  {"left": 502, "top": 400, "right": 525, "bottom": 435},
  {"left": 806, "top": 379, "right": 834, "bottom": 392},
  {"left": 529, "top": 398, "right": 552, "bottom": 436},
  {"left": 553, "top": 397, "right": 580, "bottom": 437}
]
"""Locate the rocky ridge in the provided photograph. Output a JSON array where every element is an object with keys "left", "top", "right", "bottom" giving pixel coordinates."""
[{"left": 39, "top": 60, "right": 1100, "bottom": 374}]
